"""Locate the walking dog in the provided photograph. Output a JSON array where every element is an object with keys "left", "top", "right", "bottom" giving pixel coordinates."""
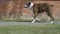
[{"left": 24, "top": 1, "right": 54, "bottom": 24}]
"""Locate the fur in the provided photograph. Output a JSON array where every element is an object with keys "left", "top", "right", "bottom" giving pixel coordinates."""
[{"left": 24, "top": 1, "right": 54, "bottom": 24}]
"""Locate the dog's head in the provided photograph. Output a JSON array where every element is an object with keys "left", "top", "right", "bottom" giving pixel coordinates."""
[{"left": 24, "top": 1, "right": 34, "bottom": 8}]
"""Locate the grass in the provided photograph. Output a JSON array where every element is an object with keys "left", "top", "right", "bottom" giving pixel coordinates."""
[
  {"left": 0, "top": 18, "right": 46, "bottom": 22},
  {"left": 0, "top": 24, "right": 60, "bottom": 34},
  {"left": 0, "top": 19, "right": 33, "bottom": 22},
  {"left": 0, "top": 18, "right": 60, "bottom": 22}
]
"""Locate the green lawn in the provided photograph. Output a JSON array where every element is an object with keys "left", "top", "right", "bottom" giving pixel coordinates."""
[
  {"left": 0, "top": 18, "right": 60, "bottom": 22},
  {"left": 0, "top": 19, "right": 46, "bottom": 22},
  {"left": 0, "top": 24, "right": 60, "bottom": 34}
]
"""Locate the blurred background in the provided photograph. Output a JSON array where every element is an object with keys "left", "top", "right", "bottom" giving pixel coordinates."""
[{"left": 0, "top": 0, "right": 60, "bottom": 21}]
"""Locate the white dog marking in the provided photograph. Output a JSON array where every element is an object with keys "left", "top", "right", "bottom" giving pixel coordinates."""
[
  {"left": 24, "top": 5, "right": 27, "bottom": 7},
  {"left": 47, "top": 17, "right": 50, "bottom": 21},
  {"left": 36, "top": 17, "right": 41, "bottom": 21},
  {"left": 50, "top": 21, "right": 54, "bottom": 24},
  {"left": 32, "top": 19, "right": 36, "bottom": 23},
  {"left": 29, "top": 2, "right": 34, "bottom": 8},
  {"left": 32, "top": 17, "right": 41, "bottom": 23}
]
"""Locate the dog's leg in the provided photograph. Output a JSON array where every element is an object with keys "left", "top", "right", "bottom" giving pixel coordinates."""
[
  {"left": 32, "top": 14, "right": 36, "bottom": 23},
  {"left": 46, "top": 11, "right": 54, "bottom": 24},
  {"left": 50, "top": 21, "right": 54, "bottom": 24},
  {"left": 32, "top": 14, "right": 37, "bottom": 23},
  {"left": 32, "top": 5, "right": 39, "bottom": 23},
  {"left": 32, "top": 13, "right": 38, "bottom": 23},
  {"left": 50, "top": 16, "right": 54, "bottom": 24},
  {"left": 32, "top": 19, "right": 36, "bottom": 23},
  {"left": 32, "top": 17, "right": 41, "bottom": 23},
  {"left": 48, "top": 15, "right": 54, "bottom": 24},
  {"left": 47, "top": 17, "right": 50, "bottom": 21}
]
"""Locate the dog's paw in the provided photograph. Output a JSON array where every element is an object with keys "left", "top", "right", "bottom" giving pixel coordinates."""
[{"left": 50, "top": 21, "right": 54, "bottom": 24}]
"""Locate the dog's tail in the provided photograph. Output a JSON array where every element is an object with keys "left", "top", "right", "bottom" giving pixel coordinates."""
[{"left": 51, "top": 5, "right": 54, "bottom": 7}]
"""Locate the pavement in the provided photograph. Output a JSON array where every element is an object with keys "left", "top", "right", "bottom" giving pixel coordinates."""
[{"left": 0, "top": 22, "right": 60, "bottom": 26}]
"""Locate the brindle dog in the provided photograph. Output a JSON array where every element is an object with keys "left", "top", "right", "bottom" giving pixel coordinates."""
[{"left": 24, "top": 1, "right": 54, "bottom": 24}]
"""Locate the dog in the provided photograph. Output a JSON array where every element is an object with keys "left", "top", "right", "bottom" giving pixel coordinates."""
[{"left": 24, "top": 1, "right": 54, "bottom": 24}]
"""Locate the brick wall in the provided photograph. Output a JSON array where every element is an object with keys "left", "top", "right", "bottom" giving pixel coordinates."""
[{"left": 0, "top": 0, "right": 60, "bottom": 20}]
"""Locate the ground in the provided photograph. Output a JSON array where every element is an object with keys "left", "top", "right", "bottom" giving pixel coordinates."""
[
  {"left": 0, "top": 22, "right": 60, "bottom": 34},
  {"left": 0, "top": 22, "right": 60, "bottom": 26}
]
